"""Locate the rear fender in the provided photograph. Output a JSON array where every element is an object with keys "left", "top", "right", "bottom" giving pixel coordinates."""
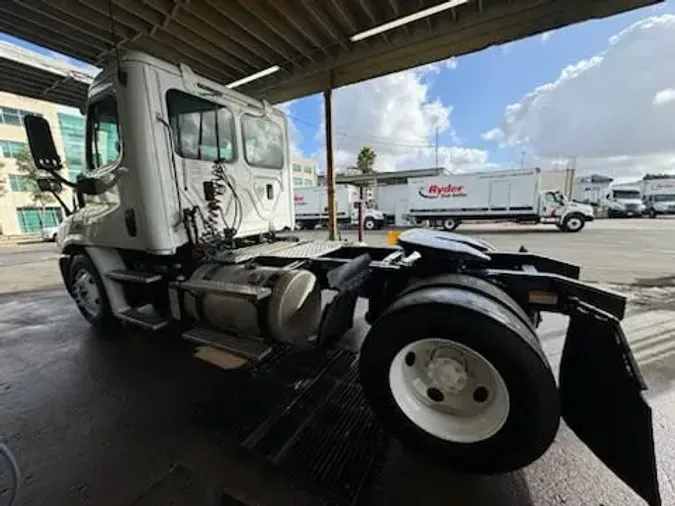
[{"left": 559, "top": 301, "right": 661, "bottom": 506}]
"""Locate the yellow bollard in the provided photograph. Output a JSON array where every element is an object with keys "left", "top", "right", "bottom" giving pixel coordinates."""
[{"left": 387, "top": 230, "right": 401, "bottom": 246}]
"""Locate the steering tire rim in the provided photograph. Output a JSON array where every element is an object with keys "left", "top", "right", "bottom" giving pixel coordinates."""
[
  {"left": 72, "top": 267, "right": 102, "bottom": 319},
  {"left": 364, "top": 218, "right": 376, "bottom": 230},
  {"left": 565, "top": 216, "right": 583, "bottom": 232},
  {"left": 389, "top": 338, "right": 510, "bottom": 443}
]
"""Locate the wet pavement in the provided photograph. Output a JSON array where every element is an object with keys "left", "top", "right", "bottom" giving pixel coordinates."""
[{"left": 2, "top": 288, "right": 675, "bottom": 506}]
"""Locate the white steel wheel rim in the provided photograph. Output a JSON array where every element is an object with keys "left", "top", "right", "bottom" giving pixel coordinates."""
[
  {"left": 72, "top": 268, "right": 102, "bottom": 318},
  {"left": 443, "top": 219, "right": 456, "bottom": 230},
  {"left": 364, "top": 218, "right": 375, "bottom": 230},
  {"left": 566, "top": 217, "right": 582, "bottom": 230},
  {"left": 389, "top": 338, "right": 510, "bottom": 443}
]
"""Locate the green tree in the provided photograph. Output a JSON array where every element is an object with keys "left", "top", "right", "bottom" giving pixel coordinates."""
[
  {"left": 643, "top": 173, "right": 673, "bottom": 180},
  {"left": 356, "top": 146, "right": 377, "bottom": 174},
  {"left": 15, "top": 147, "right": 58, "bottom": 228}
]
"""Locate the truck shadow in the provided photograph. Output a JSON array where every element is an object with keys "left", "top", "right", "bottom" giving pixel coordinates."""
[{"left": 365, "top": 440, "right": 535, "bottom": 506}]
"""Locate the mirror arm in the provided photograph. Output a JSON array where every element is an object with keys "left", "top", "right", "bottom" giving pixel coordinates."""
[{"left": 50, "top": 190, "right": 73, "bottom": 217}]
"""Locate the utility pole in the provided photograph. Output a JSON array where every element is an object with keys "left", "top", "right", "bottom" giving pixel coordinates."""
[
  {"left": 323, "top": 85, "right": 338, "bottom": 241},
  {"left": 520, "top": 150, "right": 526, "bottom": 169}
]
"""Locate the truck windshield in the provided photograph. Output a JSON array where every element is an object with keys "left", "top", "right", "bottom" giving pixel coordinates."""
[
  {"left": 613, "top": 190, "right": 640, "bottom": 199},
  {"left": 652, "top": 194, "right": 675, "bottom": 202}
]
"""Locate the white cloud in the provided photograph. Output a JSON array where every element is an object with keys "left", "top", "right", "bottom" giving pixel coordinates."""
[
  {"left": 313, "top": 65, "right": 490, "bottom": 173},
  {"left": 46, "top": 50, "right": 100, "bottom": 76},
  {"left": 540, "top": 31, "right": 553, "bottom": 43},
  {"left": 653, "top": 88, "right": 675, "bottom": 106},
  {"left": 485, "top": 14, "right": 675, "bottom": 177},
  {"left": 445, "top": 57, "right": 458, "bottom": 69}
]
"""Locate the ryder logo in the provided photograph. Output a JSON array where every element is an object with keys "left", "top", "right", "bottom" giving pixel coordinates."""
[
  {"left": 294, "top": 194, "right": 305, "bottom": 203},
  {"left": 418, "top": 183, "right": 467, "bottom": 199}
]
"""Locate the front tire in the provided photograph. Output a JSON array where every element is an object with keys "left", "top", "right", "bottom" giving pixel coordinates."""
[
  {"left": 561, "top": 214, "right": 585, "bottom": 232},
  {"left": 69, "top": 254, "right": 117, "bottom": 329},
  {"left": 364, "top": 217, "right": 376, "bottom": 231},
  {"left": 359, "top": 288, "right": 559, "bottom": 474}
]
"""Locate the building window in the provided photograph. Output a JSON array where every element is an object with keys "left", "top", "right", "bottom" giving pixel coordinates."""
[
  {"left": 241, "top": 115, "right": 284, "bottom": 169},
  {"left": 0, "top": 107, "right": 41, "bottom": 126},
  {"left": 86, "top": 95, "right": 122, "bottom": 170},
  {"left": 304, "top": 165, "right": 313, "bottom": 174},
  {"left": 58, "top": 113, "right": 85, "bottom": 180},
  {"left": 8, "top": 174, "right": 31, "bottom": 192},
  {"left": 293, "top": 177, "right": 304, "bottom": 186},
  {"left": 166, "top": 89, "right": 235, "bottom": 162},
  {"left": 16, "top": 207, "right": 63, "bottom": 233},
  {"left": 0, "top": 140, "right": 28, "bottom": 158},
  {"left": 293, "top": 163, "right": 301, "bottom": 172}
]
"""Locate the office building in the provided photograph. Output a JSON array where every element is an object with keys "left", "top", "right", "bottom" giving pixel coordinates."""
[{"left": 291, "top": 155, "right": 318, "bottom": 187}]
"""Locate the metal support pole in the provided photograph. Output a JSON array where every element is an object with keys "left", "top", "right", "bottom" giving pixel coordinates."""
[
  {"left": 358, "top": 185, "right": 365, "bottom": 242},
  {"left": 324, "top": 87, "right": 338, "bottom": 240}
]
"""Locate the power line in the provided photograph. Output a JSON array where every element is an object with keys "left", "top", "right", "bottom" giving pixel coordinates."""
[{"left": 288, "top": 113, "right": 439, "bottom": 149}]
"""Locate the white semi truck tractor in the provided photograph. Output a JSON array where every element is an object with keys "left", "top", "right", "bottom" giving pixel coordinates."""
[{"left": 24, "top": 51, "right": 661, "bottom": 506}]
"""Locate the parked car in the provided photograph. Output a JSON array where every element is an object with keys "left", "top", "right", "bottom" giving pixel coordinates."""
[{"left": 41, "top": 226, "right": 59, "bottom": 242}]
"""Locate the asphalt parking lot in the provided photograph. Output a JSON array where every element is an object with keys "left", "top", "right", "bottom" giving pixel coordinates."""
[{"left": 2, "top": 218, "right": 675, "bottom": 506}]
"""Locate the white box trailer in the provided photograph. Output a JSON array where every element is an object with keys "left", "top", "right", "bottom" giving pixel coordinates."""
[
  {"left": 407, "top": 168, "right": 594, "bottom": 232},
  {"left": 294, "top": 184, "right": 385, "bottom": 230},
  {"left": 642, "top": 179, "right": 675, "bottom": 217},
  {"left": 372, "top": 184, "right": 409, "bottom": 226}
]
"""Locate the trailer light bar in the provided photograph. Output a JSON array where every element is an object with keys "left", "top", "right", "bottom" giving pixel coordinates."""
[
  {"left": 227, "top": 65, "right": 280, "bottom": 89},
  {"left": 350, "top": 0, "right": 470, "bottom": 42}
]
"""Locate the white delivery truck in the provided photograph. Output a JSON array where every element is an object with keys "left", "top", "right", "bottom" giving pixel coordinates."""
[
  {"left": 294, "top": 184, "right": 385, "bottom": 230},
  {"left": 372, "top": 184, "right": 409, "bottom": 226},
  {"left": 600, "top": 183, "right": 645, "bottom": 218},
  {"left": 642, "top": 179, "right": 675, "bottom": 218},
  {"left": 406, "top": 168, "right": 594, "bottom": 232}
]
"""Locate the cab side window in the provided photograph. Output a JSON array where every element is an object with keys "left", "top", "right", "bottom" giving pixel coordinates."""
[
  {"left": 86, "top": 95, "right": 121, "bottom": 171},
  {"left": 241, "top": 115, "right": 284, "bottom": 169},
  {"left": 166, "top": 90, "right": 235, "bottom": 162}
]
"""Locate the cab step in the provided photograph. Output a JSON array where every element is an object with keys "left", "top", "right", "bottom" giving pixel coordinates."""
[
  {"left": 183, "top": 327, "right": 272, "bottom": 361},
  {"left": 107, "top": 269, "right": 162, "bottom": 284},
  {"left": 180, "top": 280, "right": 271, "bottom": 301},
  {"left": 118, "top": 306, "right": 169, "bottom": 331}
]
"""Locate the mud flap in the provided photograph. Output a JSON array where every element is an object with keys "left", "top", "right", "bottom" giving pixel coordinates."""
[{"left": 559, "top": 301, "right": 661, "bottom": 506}]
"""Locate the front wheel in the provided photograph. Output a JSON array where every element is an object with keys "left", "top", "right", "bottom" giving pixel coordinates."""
[
  {"left": 649, "top": 209, "right": 657, "bottom": 219},
  {"left": 69, "top": 254, "right": 117, "bottom": 329},
  {"left": 359, "top": 292, "right": 559, "bottom": 474},
  {"left": 364, "top": 217, "right": 377, "bottom": 231},
  {"left": 561, "top": 214, "right": 585, "bottom": 232}
]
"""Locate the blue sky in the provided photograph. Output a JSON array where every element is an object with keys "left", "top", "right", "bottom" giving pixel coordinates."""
[
  {"left": 284, "top": 0, "right": 673, "bottom": 173},
  {"left": 2, "top": 1, "right": 673, "bottom": 176}
]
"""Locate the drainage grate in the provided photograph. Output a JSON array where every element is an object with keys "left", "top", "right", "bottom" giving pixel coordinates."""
[{"left": 196, "top": 347, "right": 388, "bottom": 506}]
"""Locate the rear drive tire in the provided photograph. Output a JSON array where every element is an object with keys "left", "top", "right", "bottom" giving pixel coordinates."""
[
  {"left": 69, "top": 254, "right": 117, "bottom": 330},
  {"left": 442, "top": 218, "right": 460, "bottom": 231},
  {"left": 359, "top": 287, "right": 559, "bottom": 474},
  {"left": 561, "top": 214, "right": 585, "bottom": 232}
]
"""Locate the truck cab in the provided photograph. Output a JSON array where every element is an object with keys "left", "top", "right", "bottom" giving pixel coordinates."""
[
  {"left": 642, "top": 180, "right": 675, "bottom": 218},
  {"left": 602, "top": 186, "right": 645, "bottom": 218},
  {"left": 539, "top": 190, "right": 594, "bottom": 231}
]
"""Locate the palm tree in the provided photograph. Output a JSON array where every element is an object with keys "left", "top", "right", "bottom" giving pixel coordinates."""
[{"left": 356, "top": 146, "right": 377, "bottom": 174}]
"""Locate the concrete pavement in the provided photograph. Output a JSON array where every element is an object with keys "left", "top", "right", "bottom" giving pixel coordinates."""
[
  {"left": 3, "top": 219, "right": 675, "bottom": 505},
  {"left": 2, "top": 287, "right": 675, "bottom": 506}
]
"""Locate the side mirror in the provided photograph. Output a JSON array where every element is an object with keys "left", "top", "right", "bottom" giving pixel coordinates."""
[{"left": 23, "top": 115, "right": 62, "bottom": 174}]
